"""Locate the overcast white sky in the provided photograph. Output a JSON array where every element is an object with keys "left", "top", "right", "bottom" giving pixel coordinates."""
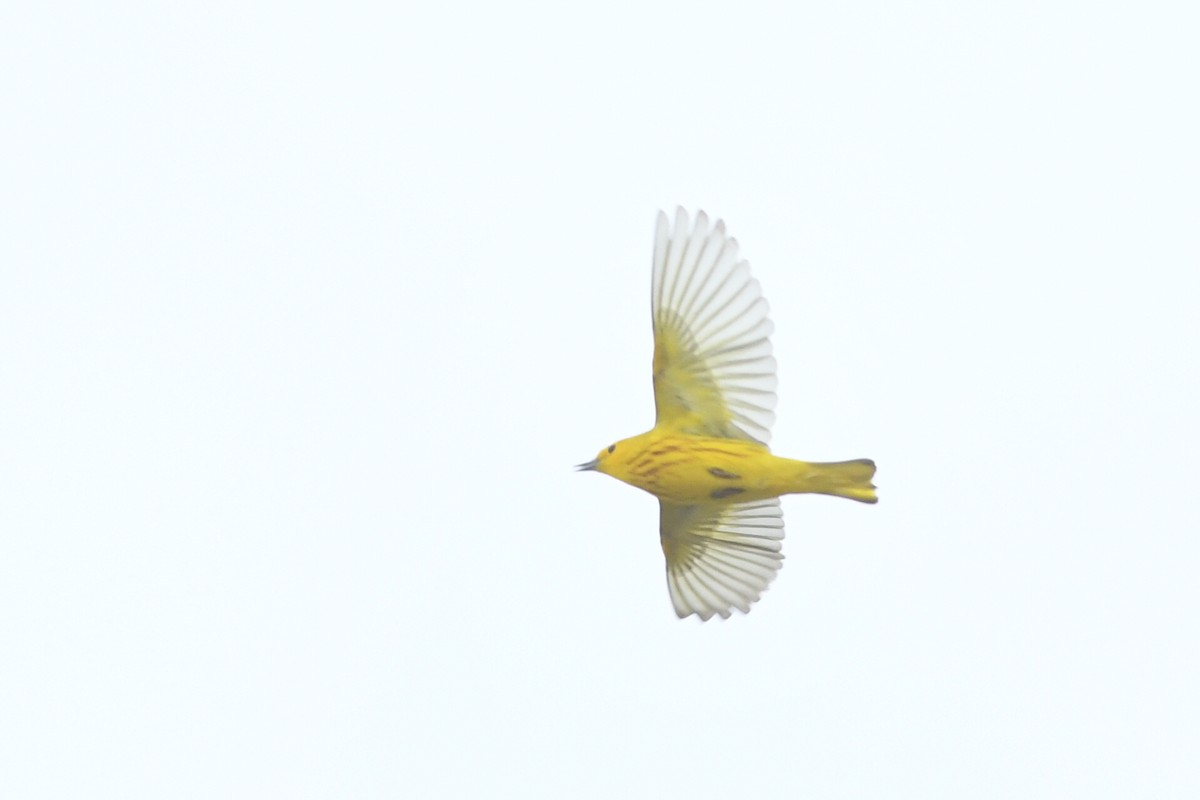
[{"left": 2, "top": 2, "right": 1197, "bottom": 798}]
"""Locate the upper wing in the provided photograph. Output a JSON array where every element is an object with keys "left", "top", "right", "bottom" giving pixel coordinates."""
[
  {"left": 659, "top": 498, "right": 785, "bottom": 621},
  {"left": 651, "top": 208, "right": 777, "bottom": 444}
]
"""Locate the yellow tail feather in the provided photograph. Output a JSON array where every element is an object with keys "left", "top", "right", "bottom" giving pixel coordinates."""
[{"left": 794, "top": 459, "right": 878, "bottom": 504}]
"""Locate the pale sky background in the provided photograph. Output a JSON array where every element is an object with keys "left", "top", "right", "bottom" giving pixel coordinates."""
[{"left": 2, "top": 2, "right": 1197, "bottom": 798}]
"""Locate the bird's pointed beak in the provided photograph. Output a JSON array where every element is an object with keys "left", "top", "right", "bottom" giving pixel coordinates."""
[{"left": 575, "top": 458, "right": 599, "bottom": 472}]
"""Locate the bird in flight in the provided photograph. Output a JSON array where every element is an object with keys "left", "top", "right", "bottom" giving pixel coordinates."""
[{"left": 578, "top": 208, "right": 877, "bottom": 621}]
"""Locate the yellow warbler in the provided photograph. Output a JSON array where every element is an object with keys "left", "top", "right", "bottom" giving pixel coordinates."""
[{"left": 578, "top": 208, "right": 877, "bottom": 621}]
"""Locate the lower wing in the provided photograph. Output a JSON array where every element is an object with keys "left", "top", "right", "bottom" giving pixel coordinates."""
[{"left": 658, "top": 498, "right": 785, "bottom": 620}]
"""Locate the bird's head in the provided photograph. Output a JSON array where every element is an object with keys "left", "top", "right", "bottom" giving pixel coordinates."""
[{"left": 575, "top": 440, "right": 620, "bottom": 475}]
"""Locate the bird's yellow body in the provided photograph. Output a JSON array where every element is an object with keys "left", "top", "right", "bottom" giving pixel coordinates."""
[
  {"left": 595, "top": 429, "right": 877, "bottom": 507},
  {"left": 579, "top": 208, "right": 877, "bottom": 621}
]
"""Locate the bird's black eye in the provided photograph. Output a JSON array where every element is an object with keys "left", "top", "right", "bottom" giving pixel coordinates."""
[{"left": 607, "top": 444, "right": 616, "bottom": 453}]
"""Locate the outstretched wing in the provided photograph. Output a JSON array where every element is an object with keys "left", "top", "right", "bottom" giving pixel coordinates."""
[
  {"left": 651, "top": 208, "right": 777, "bottom": 444},
  {"left": 659, "top": 499, "right": 785, "bottom": 620}
]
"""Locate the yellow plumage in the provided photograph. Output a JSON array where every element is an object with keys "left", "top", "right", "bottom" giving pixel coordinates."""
[{"left": 579, "top": 208, "right": 877, "bottom": 621}]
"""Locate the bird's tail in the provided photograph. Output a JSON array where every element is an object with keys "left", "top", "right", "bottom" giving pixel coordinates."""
[{"left": 792, "top": 458, "right": 878, "bottom": 504}]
